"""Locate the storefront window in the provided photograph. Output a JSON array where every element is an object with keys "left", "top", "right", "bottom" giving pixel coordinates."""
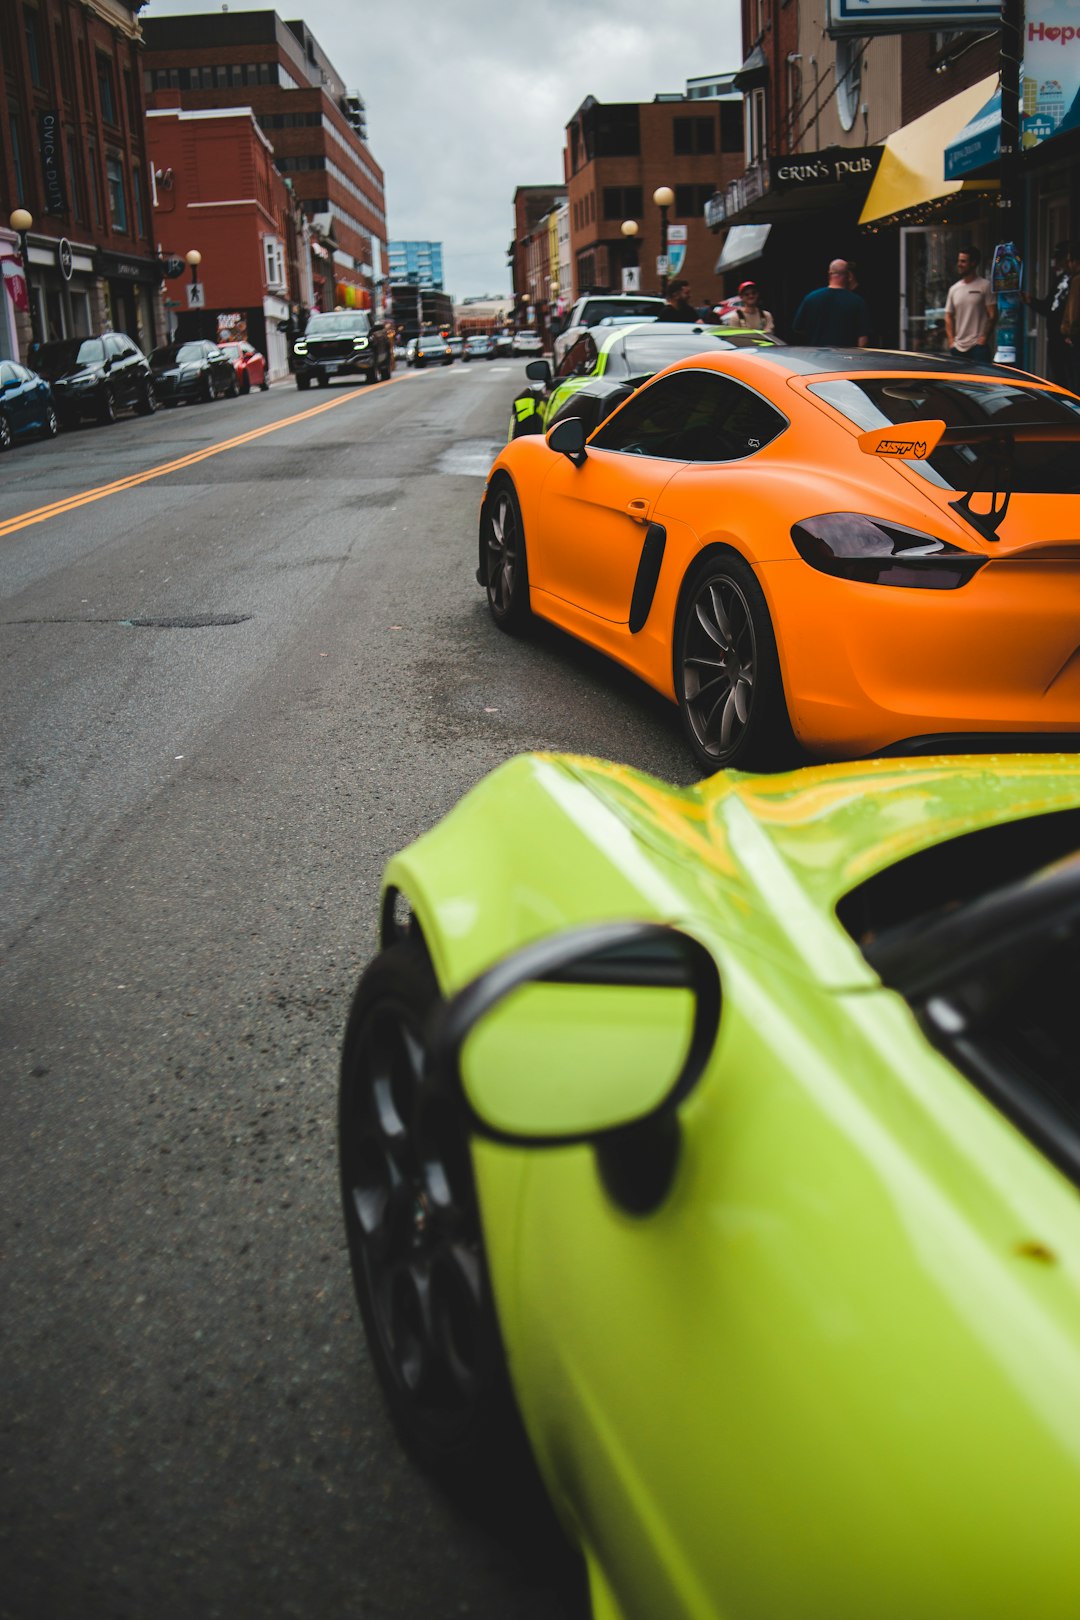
[{"left": 900, "top": 225, "right": 989, "bottom": 353}]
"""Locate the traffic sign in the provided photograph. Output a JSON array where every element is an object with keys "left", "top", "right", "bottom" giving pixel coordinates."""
[{"left": 186, "top": 282, "right": 206, "bottom": 309}]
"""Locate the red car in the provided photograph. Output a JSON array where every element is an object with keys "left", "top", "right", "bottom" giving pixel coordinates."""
[{"left": 220, "top": 341, "right": 269, "bottom": 394}]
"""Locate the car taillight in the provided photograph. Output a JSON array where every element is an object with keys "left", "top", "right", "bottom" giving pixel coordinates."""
[{"left": 791, "top": 513, "right": 986, "bottom": 590}]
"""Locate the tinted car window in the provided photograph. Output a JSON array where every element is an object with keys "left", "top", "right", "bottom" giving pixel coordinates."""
[
  {"left": 555, "top": 336, "right": 597, "bottom": 379},
  {"left": 35, "top": 338, "right": 105, "bottom": 372},
  {"left": 612, "top": 331, "right": 736, "bottom": 379},
  {"left": 810, "top": 378, "right": 1080, "bottom": 495},
  {"left": 577, "top": 298, "right": 664, "bottom": 325},
  {"left": 592, "top": 371, "right": 787, "bottom": 462}
]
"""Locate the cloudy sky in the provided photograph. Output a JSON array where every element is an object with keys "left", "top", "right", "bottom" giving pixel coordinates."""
[{"left": 143, "top": 0, "right": 743, "bottom": 298}]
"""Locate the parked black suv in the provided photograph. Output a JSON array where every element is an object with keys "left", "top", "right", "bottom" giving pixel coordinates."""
[
  {"left": 31, "top": 332, "right": 157, "bottom": 426},
  {"left": 292, "top": 311, "right": 392, "bottom": 389}
]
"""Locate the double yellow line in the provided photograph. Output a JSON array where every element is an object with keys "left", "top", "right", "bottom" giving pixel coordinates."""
[{"left": 0, "top": 377, "right": 398, "bottom": 541}]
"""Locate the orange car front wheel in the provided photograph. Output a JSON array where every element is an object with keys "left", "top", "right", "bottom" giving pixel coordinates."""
[{"left": 675, "top": 549, "right": 797, "bottom": 774}]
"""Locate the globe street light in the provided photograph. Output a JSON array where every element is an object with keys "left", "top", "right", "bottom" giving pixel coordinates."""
[
  {"left": 8, "top": 206, "right": 41, "bottom": 348},
  {"left": 620, "top": 218, "right": 639, "bottom": 292},
  {"left": 185, "top": 247, "right": 202, "bottom": 287},
  {"left": 652, "top": 185, "right": 674, "bottom": 295}
]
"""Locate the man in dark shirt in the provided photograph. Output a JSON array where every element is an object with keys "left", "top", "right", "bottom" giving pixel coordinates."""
[
  {"left": 792, "top": 260, "right": 870, "bottom": 347},
  {"left": 1023, "top": 241, "right": 1073, "bottom": 386},
  {"left": 657, "top": 280, "right": 700, "bottom": 322}
]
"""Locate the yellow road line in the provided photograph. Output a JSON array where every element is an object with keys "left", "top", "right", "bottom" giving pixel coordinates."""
[{"left": 0, "top": 376, "right": 400, "bottom": 541}]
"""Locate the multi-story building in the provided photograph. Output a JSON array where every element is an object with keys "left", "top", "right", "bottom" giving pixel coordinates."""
[
  {"left": 0, "top": 0, "right": 165, "bottom": 361},
  {"left": 142, "top": 10, "right": 386, "bottom": 315},
  {"left": 386, "top": 240, "right": 444, "bottom": 287},
  {"left": 387, "top": 283, "right": 452, "bottom": 341},
  {"left": 146, "top": 104, "right": 300, "bottom": 378},
  {"left": 510, "top": 183, "right": 564, "bottom": 327},
  {"left": 563, "top": 93, "right": 745, "bottom": 303}
]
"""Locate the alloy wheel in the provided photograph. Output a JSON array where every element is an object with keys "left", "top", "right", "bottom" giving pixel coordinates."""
[
  {"left": 681, "top": 575, "right": 757, "bottom": 761},
  {"left": 486, "top": 489, "right": 519, "bottom": 617},
  {"left": 342, "top": 991, "right": 487, "bottom": 1427}
]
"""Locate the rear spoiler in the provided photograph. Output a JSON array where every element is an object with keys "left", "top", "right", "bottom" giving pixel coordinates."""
[{"left": 857, "top": 417, "right": 1080, "bottom": 540}]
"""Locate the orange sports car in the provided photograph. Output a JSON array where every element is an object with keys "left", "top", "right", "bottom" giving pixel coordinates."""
[{"left": 477, "top": 347, "right": 1080, "bottom": 770}]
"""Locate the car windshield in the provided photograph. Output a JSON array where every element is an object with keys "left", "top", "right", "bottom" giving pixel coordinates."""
[
  {"left": 220, "top": 344, "right": 241, "bottom": 358},
  {"left": 615, "top": 332, "right": 736, "bottom": 377},
  {"left": 34, "top": 338, "right": 105, "bottom": 373},
  {"left": 809, "top": 377, "right": 1080, "bottom": 494},
  {"left": 151, "top": 343, "right": 205, "bottom": 366},
  {"left": 418, "top": 334, "right": 444, "bottom": 345},
  {"left": 580, "top": 299, "right": 664, "bottom": 325},
  {"left": 305, "top": 313, "right": 370, "bottom": 336}
]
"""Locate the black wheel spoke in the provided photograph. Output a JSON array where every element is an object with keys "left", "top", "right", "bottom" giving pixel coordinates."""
[{"left": 682, "top": 572, "right": 759, "bottom": 764}]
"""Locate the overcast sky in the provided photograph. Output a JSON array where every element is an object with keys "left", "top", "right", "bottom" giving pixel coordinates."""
[{"left": 143, "top": 0, "right": 743, "bottom": 299}]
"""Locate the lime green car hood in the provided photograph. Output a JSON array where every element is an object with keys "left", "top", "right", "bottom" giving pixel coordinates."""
[{"left": 384, "top": 752, "right": 1080, "bottom": 996}]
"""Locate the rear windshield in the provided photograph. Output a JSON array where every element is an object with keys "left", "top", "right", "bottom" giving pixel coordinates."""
[
  {"left": 305, "top": 313, "right": 370, "bottom": 336},
  {"left": 579, "top": 299, "right": 664, "bottom": 325},
  {"left": 810, "top": 377, "right": 1080, "bottom": 494},
  {"left": 151, "top": 343, "right": 206, "bottom": 366},
  {"left": 616, "top": 331, "right": 735, "bottom": 377},
  {"left": 34, "top": 338, "right": 104, "bottom": 372}
]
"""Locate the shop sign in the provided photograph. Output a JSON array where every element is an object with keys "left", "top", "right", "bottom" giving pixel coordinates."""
[
  {"left": 37, "top": 109, "right": 67, "bottom": 216},
  {"left": 770, "top": 149, "right": 883, "bottom": 189},
  {"left": 98, "top": 252, "right": 150, "bottom": 281},
  {"left": 217, "top": 312, "right": 246, "bottom": 342},
  {"left": 827, "top": 0, "right": 1000, "bottom": 36},
  {"left": 1023, "top": 0, "right": 1080, "bottom": 151},
  {"left": 162, "top": 255, "right": 185, "bottom": 279},
  {"left": 58, "top": 238, "right": 73, "bottom": 281}
]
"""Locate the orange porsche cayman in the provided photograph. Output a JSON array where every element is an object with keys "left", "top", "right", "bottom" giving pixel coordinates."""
[{"left": 477, "top": 348, "right": 1080, "bottom": 770}]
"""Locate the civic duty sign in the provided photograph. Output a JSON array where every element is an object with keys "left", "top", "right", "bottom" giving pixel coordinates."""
[
  {"left": 37, "top": 108, "right": 67, "bottom": 216},
  {"left": 769, "top": 149, "right": 883, "bottom": 188},
  {"left": 827, "top": 0, "right": 1001, "bottom": 34}
]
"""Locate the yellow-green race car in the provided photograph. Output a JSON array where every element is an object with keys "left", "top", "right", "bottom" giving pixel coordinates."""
[
  {"left": 508, "top": 320, "right": 783, "bottom": 442},
  {"left": 338, "top": 751, "right": 1080, "bottom": 1620}
]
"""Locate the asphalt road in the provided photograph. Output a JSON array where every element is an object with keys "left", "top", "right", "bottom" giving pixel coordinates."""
[{"left": 0, "top": 360, "right": 693, "bottom": 1620}]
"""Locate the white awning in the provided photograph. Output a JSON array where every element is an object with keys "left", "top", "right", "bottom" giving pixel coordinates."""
[{"left": 715, "top": 224, "right": 771, "bottom": 274}]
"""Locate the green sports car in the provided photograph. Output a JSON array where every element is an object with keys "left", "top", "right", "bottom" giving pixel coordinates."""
[
  {"left": 508, "top": 320, "right": 783, "bottom": 442},
  {"left": 339, "top": 751, "right": 1080, "bottom": 1620}
]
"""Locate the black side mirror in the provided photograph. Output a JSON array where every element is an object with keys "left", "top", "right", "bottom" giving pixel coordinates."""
[
  {"left": 525, "top": 358, "right": 551, "bottom": 386},
  {"left": 547, "top": 416, "right": 587, "bottom": 467}
]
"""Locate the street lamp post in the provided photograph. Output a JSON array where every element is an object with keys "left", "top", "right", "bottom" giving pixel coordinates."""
[
  {"left": 185, "top": 248, "right": 202, "bottom": 290},
  {"left": 652, "top": 186, "right": 674, "bottom": 295},
  {"left": 9, "top": 207, "right": 41, "bottom": 348},
  {"left": 620, "top": 219, "right": 639, "bottom": 291}
]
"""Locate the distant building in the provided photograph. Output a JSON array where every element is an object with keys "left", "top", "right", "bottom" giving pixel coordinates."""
[
  {"left": 0, "top": 0, "right": 164, "bottom": 360},
  {"left": 510, "top": 184, "right": 564, "bottom": 327},
  {"left": 564, "top": 94, "right": 745, "bottom": 299},
  {"left": 387, "top": 240, "right": 444, "bottom": 288},
  {"left": 146, "top": 106, "right": 300, "bottom": 378},
  {"left": 142, "top": 9, "right": 386, "bottom": 315},
  {"left": 387, "top": 284, "right": 453, "bottom": 341}
]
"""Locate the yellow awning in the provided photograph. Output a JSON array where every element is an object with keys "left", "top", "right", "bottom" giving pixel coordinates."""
[{"left": 859, "top": 74, "right": 999, "bottom": 226}]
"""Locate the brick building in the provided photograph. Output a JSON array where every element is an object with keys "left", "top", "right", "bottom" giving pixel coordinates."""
[
  {"left": 0, "top": 0, "right": 164, "bottom": 362},
  {"left": 142, "top": 10, "right": 387, "bottom": 315},
  {"left": 510, "top": 184, "right": 564, "bottom": 328},
  {"left": 564, "top": 94, "right": 746, "bottom": 303},
  {"left": 146, "top": 105, "right": 301, "bottom": 379}
]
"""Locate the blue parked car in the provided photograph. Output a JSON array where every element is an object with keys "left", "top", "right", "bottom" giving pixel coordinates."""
[{"left": 0, "top": 358, "right": 58, "bottom": 450}]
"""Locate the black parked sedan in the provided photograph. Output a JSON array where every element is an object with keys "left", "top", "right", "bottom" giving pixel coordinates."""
[
  {"left": 150, "top": 340, "right": 238, "bottom": 406},
  {"left": 32, "top": 332, "right": 157, "bottom": 426}
]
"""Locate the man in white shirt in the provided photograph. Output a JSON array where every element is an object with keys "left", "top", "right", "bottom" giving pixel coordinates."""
[{"left": 944, "top": 247, "right": 995, "bottom": 364}]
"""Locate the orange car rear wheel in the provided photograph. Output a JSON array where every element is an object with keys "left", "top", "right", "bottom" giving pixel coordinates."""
[
  {"left": 675, "top": 549, "right": 796, "bottom": 773},
  {"left": 483, "top": 477, "right": 532, "bottom": 634}
]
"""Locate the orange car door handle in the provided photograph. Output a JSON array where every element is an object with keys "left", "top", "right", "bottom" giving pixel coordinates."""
[{"left": 627, "top": 499, "right": 649, "bottom": 522}]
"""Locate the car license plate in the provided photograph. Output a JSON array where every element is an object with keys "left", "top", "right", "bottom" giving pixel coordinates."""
[{"left": 324, "top": 362, "right": 340, "bottom": 374}]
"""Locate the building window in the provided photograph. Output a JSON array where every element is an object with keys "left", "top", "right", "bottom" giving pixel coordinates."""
[
  {"left": 9, "top": 112, "right": 26, "bottom": 202},
  {"left": 132, "top": 162, "right": 145, "bottom": 238},
  {"left": 673, "top": 116, "right": 715, "bottom": 155},
  {"left": 88, "top": 140, "right": 104, "bottom": 225},
  {"left": 106, "top": 153, "right": 127, "bottom": 231},
  {"left": 264, "top": 236, "right": 285, "bottom": 289},
  {"left": 67, "top": 132, "right": 85, "bottom": 222},
  {"left": 836, "top": 37, "right": 863, "bottom": 132},
  {"left": 720, "top": 102, "right": 743, "bottom": 152},
  {"left": 97, "top": 54, "right": 117, "bottom": 124},
  {"left": 675, "top": 184, "right": 714, "bottom": 218},
  {"left": 602, "top": 186, "right": 643, "bottom": 221},
  {"left": 124, "top": 68, "right": 138, "bottom": 128},
  {"left": 748, "top": 87, "right": 767, "bottom": 162},
  {"left": 25, "top": 7, "right": 44, "bottom": 88}
]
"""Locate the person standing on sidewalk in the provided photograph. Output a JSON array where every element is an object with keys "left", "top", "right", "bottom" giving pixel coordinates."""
[
  {"left": 944, "top": 247, "right": 996, "bottom": 364},
  {"left": 791, "top": 260, "right": 870, "bottom": 347},
  {"left": 720, "top": 281, "right": 775, "bottom": 334},
  {"left": 1059, "top": 242, "right": 1080, "bottom": 393},
  {"left": 1022, "top": 241, "right": 1073, "bottom": 385}
]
